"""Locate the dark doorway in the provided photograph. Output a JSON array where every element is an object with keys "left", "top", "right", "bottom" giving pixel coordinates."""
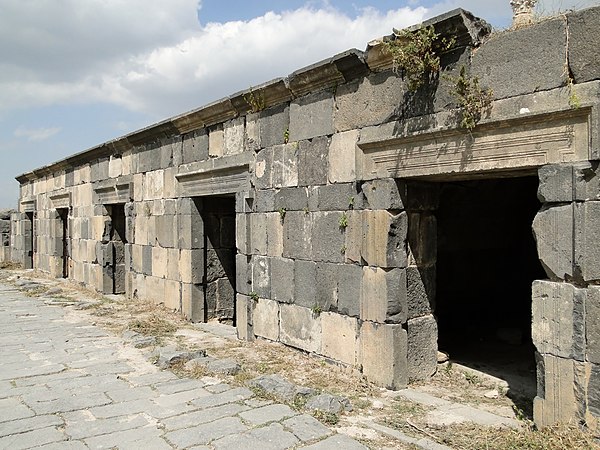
[
  {"left": 25, "top": 212, "right": 34, "bottom": 269},
  {"left": 57, "top": 208, "right": 69, "bottom": 278},
  {"left": 200, "top": 197, "right": 236, "bottom": 324},
  {"left": 107, "top": 204, "right": 126, "bottom": 294},
  {"left": 435, "top": 176, "right": 545, "bottom": 407}
]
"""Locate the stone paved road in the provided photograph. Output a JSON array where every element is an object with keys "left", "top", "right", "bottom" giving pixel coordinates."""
[{"left": 0, "top": 285, "right": 368, "bottom": 449}]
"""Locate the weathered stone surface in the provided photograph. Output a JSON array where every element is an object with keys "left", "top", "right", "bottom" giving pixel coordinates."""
[
  {"left": 311, "top": 212, "right": 345, "bottom": 263},
  {"left": 362, "top": 178, "right": 404, "bottom": 211},
  {"left": 186, "top": 357, "right": 241, "bottom": 375},
  {"left": 224, "top": 116, "right": 245, "bottom": 156},
  {"left": 321, "top": 312, "right": 358, "bottom": 365},
  {"left": 587, "top": 286, "right": 600, "bottom": 364},
  {"left": 406, "top": 265, "right": 435, "bottom": 319},
  {"left": 253, "top": 189, "right": 275, "bottom": 213},
  {"left": 250, "top": 213, "right": 267, "bottom": 256},
  {"left": 253, "top": 298, "right": 279, "bottom": 341},
  {"left": 236, "top": 294, "right": 254, "bottom": 341},
  {"left": 154, "top": 347, "right": 207, "bottom": 369},
  {"left": 181, "top": 282, "right": 204, "bottom": 322},
  {"left": 588, "top": 363, "right": 600, "bottom": 417},
  {"left": 312, "top": 183, "right": 358, "bottom": 211},
  {"left": 266, "top": 212, "right": 284, "bottom": 257},
  {"left": 472, "top": 17, "right": 566, "bottom": 99},
  {"left": 314, "top": 262, "right": 338, "bottom": 312},
  {"left": 251, "top": 255, "right": 271, "bottom": 299},
  {"left": 336, "top": 263, "right": 362, "bottom": 318},
  {"left": 289, "top": 91, "right": 334, "bottom": 142},
  {"left": 270, "top": 257, "right": 294, "bottom": 303},
  {"left": 360, "top": 321, "right": 408, "bottom": 389},
  {"left": 280, "top": 304, "right": 321, "bottom": 353},
  {"left": 361, "top": 267, "right": 406, "bottom": 324},
  {"left": 182, "top": 129, "right": 208, "bottom": 164},
  {"left": 248, "top": 374, "right": 316, "bottom": 402},
  {"left": 259, "top": 103, "right": 290, "bottom": 148},
  {"left": 334, "top": 71, "right": 405, "bottom": 132},
  {"left": 575, "top": 201, "right": 600, "bottom": 283},
  {"left": 208, "top": 124, "right": 224, "bottom": 157},
  {"left": 532, "top": 280, "right": 585, "bottom": 361},
  {"left": 328, "top": 131, "right": 359, "bottom": 183},
  {"left": 236, "top": 254, "right": 251, "bottom": 296},
  {"left": 362, "top": 210, "right": 408, "bottom": 268},
  {"left": 568, "top": 6, "right": 600, "bottom": 84},
  {"left": 532, "top": 205, "right": 574, "bottom": 281},
  {"left": 407, "top": 212, "right": 435, "bottom": 267},
  {"left": 274, "top": 187, "right": 308, "bottom": 212},
  {"left": 298, "top": 137, "right": 329, "bottom": 187},
  {"left": 407, "top": 315, "right": 438, "bottom": 381},
  {"left": 538, "top": 164, "right": 576, "bottom": 203},
  {"left": 283, "top": 211, "right": 312, "bottom": 260},
  {"left": 294, "top": 259, "right": 318, "bottom": 309},
  {"left": 305, "top": 393, "right": 352, "bottom": 414}
]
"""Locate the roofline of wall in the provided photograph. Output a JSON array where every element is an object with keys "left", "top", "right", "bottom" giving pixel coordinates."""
[{"left": 15, "top": 8, "right": 489, "bottom": 185}]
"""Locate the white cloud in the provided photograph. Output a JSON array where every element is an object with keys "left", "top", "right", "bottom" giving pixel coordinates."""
[{"left": 14, "top": 126, "right": 61, "bottom": 142}]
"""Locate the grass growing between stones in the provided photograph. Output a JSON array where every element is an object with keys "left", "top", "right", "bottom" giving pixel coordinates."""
[{"left": 127, "top": 313, "right": 178, "bottom": 337}]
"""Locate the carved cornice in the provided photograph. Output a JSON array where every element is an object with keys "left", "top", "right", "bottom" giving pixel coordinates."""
[
  {"left": 93, "top": 178, "right": 133, "bottom": 205},
  {"left": 49, "top": 190, "right": 72, "bottom": 209}
]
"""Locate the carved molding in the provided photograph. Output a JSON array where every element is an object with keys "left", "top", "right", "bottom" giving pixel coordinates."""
[
  {"left": 93, "top": 182, "right": 132, "bottom": 205},
  {"left": 49, "top": 191, "right": 71, "bottom": 209},
  {"left": 20, "top": 197, "right": 36, "bottom": 213},
  {"left": 358, "top": 109, "right": 590, "bottom": 180},
  {"left": 176, "top": 154, "right": 251, "bottom": 198}
]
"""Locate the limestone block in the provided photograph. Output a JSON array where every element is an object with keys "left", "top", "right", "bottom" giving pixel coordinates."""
[
  {"left": 152, "top": 246, "right": 169, "bottom": 278},
  {"left": 181, "top": 282, "right": 204, "bottom": 323},
  {"left": 236, "top": 254, "right": 251, "bottom": 296},
  {"left": 283, "top": 211, "right": 312, "bottom": 260},
  {"left": 328, "top": 130, "right": 358, "bottom": 183},
  {"left": 406, "top": 265, "right": 435, "bottom": 319},
  {"left": 407, "top": 315, "right": 437, "bottom": 381},
  {"left": 144, "top": 170, "right": 164, "bottom": 201},
  {"left": 274, "top": 187, "right": 308, "bottom": 212},
  {"left": 532, "top": 280, "right": 585, "bottom": 361},
  {"left": 250, "top": 213, "right": 268, "bottom": 256},
  {"left": 254, "top": 147, "right": 273, "bottom": 190},
  {"left": 532, "top": 205, "right": 574, "bottom": 281},
  {"left": 361, "top": 267, "right": 406, "bottom": 324},
  {"left": 280, "top": 304, "right": 321, "bottom": 353},
  {"left": 289, "top": 91, "right": 334, "bottom": 142},
  {"left": 273, "top": 143, "right": 298, "bottom": 188},
  {"left": 108, "top": 156, "right": 122, "bottom": 178},
  {"left": 266, "top": 212, "right": 284, "bottom": 257},
  {"left": 533, "top": 354, "right": 579, "bottom": 428},
  {"left": 236, "top": 213, "right": 250, "bottom": 255},
  {"left": 142, "top": 245, "right": 153, "bottom": 275},
  {"left": 576, "top": 201, "right": 600, "bottom": 283},
  {"left": 208, "top": 125, "right": 224, "bottom": 157},
  {"left": 182, "top": 129, "right": 209, "bottom": 164},
  {"left": 131, "top": 244, "right": 143, "bottom": 273},
  {"left": 362, "top": 210, "right": 408, "bottom": 268},
  {"left": 294, "top": 260, "right": 318, "bottom": 309},
  {"left": 236, "top": 294, "right": 254, "bottom": 341},
  {"left": 164, "top": 279, "right": 181, "bottom": 311},
  {"left": 259, "top": 103, "right": 289, "bottom": 148},
  {"left": 121, "top": 152, "right": 132, "bottom": 175},
  {"left": 337, "top": 264, "right": 362, "bottom": 318},
  {"left": 586, "top": 286, "right": 600, "bottom": 364},
  {"left": 254, "top": 189, "right": 275, "bottom": 213},
  {"left": 359, "top": 321, "right": 408, "bottom": 390},
  {"left": 321, "top": 312, "right": 358, "bottom": 365},
  {"left": 313, "top": 183, "right": 358, "bottom": 211},
  {"left": 271, "top": 257, "right": 295, "bottom": 303},
  {"left": 138, "top": 144, "right": 161, "bottom": 173},
  {"left": 91, "top": 158, "right": 109, "bottom": 182},
  {"left": 588, "top": 363, "right": 600, "bottom": 418},
  {"left": 206, "top": 278, "right": 235, "bottom": 319},
  {"left": 251, "top": 255, "right": 271, "bottom": 299},
  {"left": 334, "top": 71, "right": 404, "bottom": 132},
  {"left": 235, "top": 191, "right": 254, "bottom": 213},
  {"left": 224, "top": 116, "right": 245, "bottom": 156},
  {"left": 472, "top": 17, "right": 566, "bottom": 100},
  {"left": 179, "top": 249, "right": 204, "bottom": 284},
  {"left": 156, "top": 215, "right": 176, "bottom": 248},
  {"left": 178, "top": 212, "right": 203, "bottom": 250},
  {"left": 245, "top": 112, "right": 260, "bottom": 152},
  {"left": 133, "top": 173, "right": 144, "bottom": 201},
  {"left": 146, "top": 276, "right": 166, "bottom": 305},
  {"left": 311, "top": 212, "right": 345, "bottom": 263},
  {"left": 134, "top": 215, "right": 148, "bottom": 246},
  {"left": 538, "top": 164, "right": 576, "bottom": 203},
  {"left": 253, "top": 298, "right": 280, "bottom": 341},
  {"left": 362, "top": 178, "right": 404, "bottom": 211},
  {"left": 344, "top": 210, "right": 362, "bottom": 264},
  {"left": 568, "top": 6, "right": 600, "bottom": 84},
  {"left": 298, "top": 137, "right": 329, "bottom": 187},
  {"left": 163, "top": 167, "right": 177, "bottom": 198}
]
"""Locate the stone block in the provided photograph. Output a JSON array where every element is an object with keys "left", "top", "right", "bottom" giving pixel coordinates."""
[
  {"left": 236, "top": 213, "right": 250, "bottom": 255},
  {"left": 328, "top": 130, "right": 358, "bottom": 183},
  {"left": 236, "top": 254, "right": 251, "bottom": 296},
  {"left": 207, "top": 278, "right": 235, "bottom": 319},
  {"left": 337, "top": 264, "right": 362, "bottom": 318},
  {"left": 250, "top": 213, "right": 268, "bottom": 255},
  {"left": 588, "top": 363, "right": 600, "bottom": 418},
  {"left": 361, "top": 267, "right": 406, "bottom": 324},
  {"left": 164, "top": 279, "right": 181, "bottom": 311},
  {"left": 178, "top": 213, "right": 204, "bottom": 249},
  {"left": 251, "top": 255, "right": 271, "bottom": 299},
  {"left": 259, "top": 103, "right": 290, "bottom": 148},
  {"left": 274, "top": 187, "right": 308, "bottom": 212},
  {"left": 254, "top": 190, "right": 275, "bottom": 213},
  {"left": 575, "top": 201, "right": 600, "bottom": 283},
  {"left": 587, "top": 286, "right": 600, "bottom": 364},
  {"left": 167, "top": 248, "right": 179, "bottom": 280},
  {"left": 245, "top": 112, "right": 260, "bottom": 152},
  {"left": 311, "top": 212, "right": 345, "bottom": 263},
  {"left": 362, "top": 178, "right": 404, "bottom": 211},
  {"left": 280, "top": 304, "right": 321, "bottom": 353},
  {"left": 533, "top": 354, "right": 579, "bottom": 428},
  {"left": 152, "top": 246, "right": 169, "bottom": 278},
  {"left": 224, "top": 116, "right": 245, "bottom": 156},
  {"left": 294, "top": 260, "right": 318, "bottom": 309},
  {"left": 220, "top": 216, "right": 236, "bottom": 248},
  {"left": 405, "top": 182, "right": 439, "bottom": 211},
  {"left": 289, "top": 91, "right": 334, "bottom": 142},
  {"left": 91, "top": 158, "right": 109, "bottom": 182},
  {"left": 236, "top": 294, "right": 254, "bottom": 341},
  {"left": 407, "top": 315, "right": 437, "bottom": 381},
  {"left": 108, "top": 155, "right": 122, "bottom": 178},
  {"left": 406, "top": 265, "right": 435, "bottom": 319},
  {"left": 156, "top": 215, "right": 176, "bottom": 248},
  {"left": 343, "top": 210, "right": 362, "bottom": 264},
  {"left": 254, "top": 147, "right": 273, "bottom": 190},
  {"left": 253, "top": 298, "right": 280, "bottom": 341},
  {"left": 266, "top": 212, "right": 284, "bottom": 257},
  {"left": 208, "top": 124, "right": 224, "bottom": 157},
  {"left": 472, "top": 17, "right": 566, "bottom": 100},
  {"left": 321, "top": 312, "right": 358, "bottom": 365},
  {"left": 568, "top": 6, "right": 600, "bottom": 84},
  {"left": 532, "top": 205, "right": 574, "bottom": 281},
  {"left": 206, "top": 249, "right": 234, "bottom": 283},
  {"left": 538, "top": 164, "right": 576, "bottom": 203},
  {"left": 181, "top": 282, "right": 204, "bottom": 322},
  {"left": 532, "top": 280, "right": 585, "bottom": 361},
  {"left": 313, "top": 183, "right": 358, "bottom": 211},
  {"left": 407, "top": 212, "right": 435, "bottom": 267},
  {"left": 179, "top": 249, "right": 205, "bottom": 284},
  {"left": 362, "top": 210, "right": 408, "bottom": 268},
  {"left": 144, "top": 170, "right": 164, "bottom": 201},
  {"left": 272, "top": 143, "right": 299, "bottom": 188},
  {"left": 298, "top": 137, "right": 329, "bottom": 187},
  {"left": 359, "top": 321, "right": 408, "bottom": 390},
  {"left": 142, "top": 245, "right": 153, "bottom": 276},
  {"left": 270, "top": 257, "right": 294, "bottom": 303},
  {"left": 283, "top": 211, "right": 312, "bottom": 260}
]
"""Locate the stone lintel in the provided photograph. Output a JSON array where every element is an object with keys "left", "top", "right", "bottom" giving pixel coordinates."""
[
  {"left": 93, "top": 178, "right": 133, "bottom": 205},
  {"left": 49, "top": 190, "right": 72, "bottom": 209},
  {"left": 358, "top": 106, "right": 590, "bottom": 180},
  {"left": 20, "top": 197, "right": 36, "bottom": 213}
]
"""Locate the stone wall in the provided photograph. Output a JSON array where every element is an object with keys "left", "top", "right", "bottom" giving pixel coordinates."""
[{"left": 9, "top": 6, "right": 600, "bottom": 428}]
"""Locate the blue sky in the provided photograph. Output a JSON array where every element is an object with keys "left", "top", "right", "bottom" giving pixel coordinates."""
[{"left": 0, "top": 0, "right": 596, "bottom": 208}]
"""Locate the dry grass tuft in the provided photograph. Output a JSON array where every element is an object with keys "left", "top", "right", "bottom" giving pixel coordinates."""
[{"left": 128, "top": 313, "right": 178, "bottom": 337}]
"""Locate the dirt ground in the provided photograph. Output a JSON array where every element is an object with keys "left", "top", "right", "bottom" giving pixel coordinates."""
[{"left": 2, "top": 266, "right": 598, "bottom": 450}]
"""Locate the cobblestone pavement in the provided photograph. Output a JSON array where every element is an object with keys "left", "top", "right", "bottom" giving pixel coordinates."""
[{"left": 0, "top": 284, "right": 368, "bottom": 449}]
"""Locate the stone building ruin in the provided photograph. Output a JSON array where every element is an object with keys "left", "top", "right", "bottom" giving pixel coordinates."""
[{"left": 8, "top": 7, "right": 600, "bottom": 429}]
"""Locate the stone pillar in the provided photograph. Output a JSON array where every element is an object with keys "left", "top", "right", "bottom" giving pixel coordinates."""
[{"left": 510, "top": 0, "right": 538, "bottom": 29}]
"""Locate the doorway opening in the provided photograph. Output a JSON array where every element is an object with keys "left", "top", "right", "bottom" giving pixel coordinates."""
[
  {"left": 57, "top": 208, "right": 69, "bottom": 278},
  {"left": 199, "top": 196, "right": 236, "bottom": 324},
  {"left": 25, "top": 212, "right": 34, "bottom": 269},
  {"left": 435, "top": 176, "right": 545, "bottom": 409},
  {"left": 107, "top": 204, "right": 126, "bottom": 294}
]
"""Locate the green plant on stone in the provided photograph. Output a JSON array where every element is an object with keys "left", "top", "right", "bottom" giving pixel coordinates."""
[
  {"left": 249, "top": 291, "right": 259, "bottom": 302},
  {"left": 243, "top": 88, "right": 266, "bottom": 113},
  {"left": 278, "top": 207, "right": 287, "bottom": 222},
  {"left": 567, "top": 78, "right": 581, "bottom": 109},
  {"left": 283, "top": 128, "right": 290, "bottom": 144},
  {"left": 348, "top": 196, "right": 355, "bottom": 209},
  {"left": 383, "top": 25, "right": 454, "bottom": 91},
  {"left": 311, "top": 303, "right": 323, "bottom": 316},
  {"left": 449, "top": 66, "right": 493, "bottom": 131},
  {"left": 340, "top": 245, "right": 347, "bottom": 255},
  {"left": 338, "top": 212, "right": 348, "bottom": 229}
]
